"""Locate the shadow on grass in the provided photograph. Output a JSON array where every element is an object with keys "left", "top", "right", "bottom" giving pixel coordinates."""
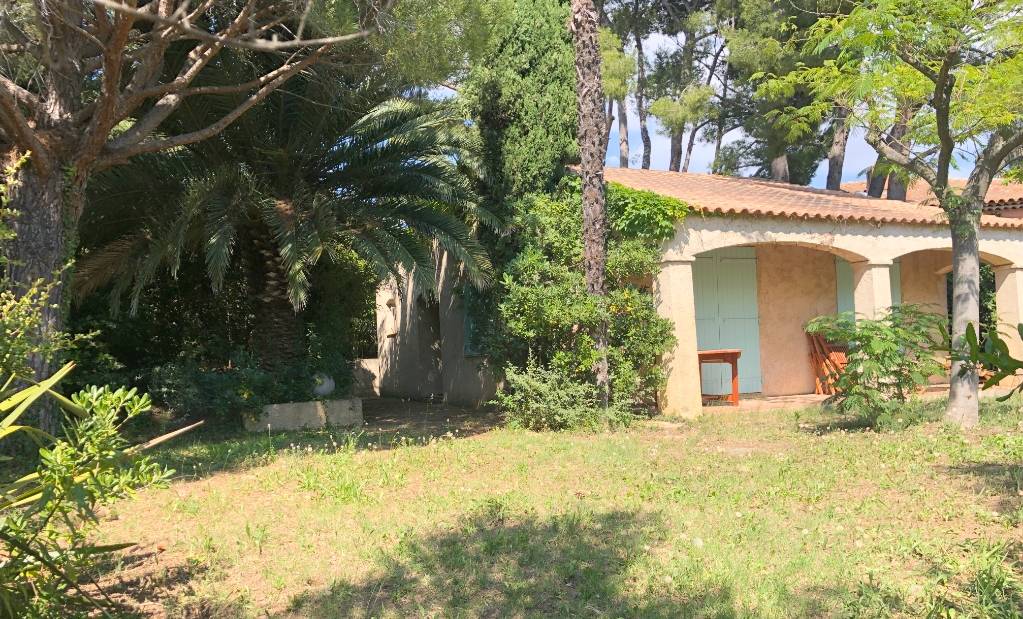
[
  {"left": 283, "top": 505, "right": 846, "bottom": 618},
  {"left": 943, "top": 462, "right": 1023, "bottom": 516},
  {"left": 148, "top": 398, "right": 503, "bottom": 481}
]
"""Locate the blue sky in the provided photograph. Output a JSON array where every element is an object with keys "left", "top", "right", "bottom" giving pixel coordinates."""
[{"left": 603, "top": 110, "right": 883, "bottom": 188}]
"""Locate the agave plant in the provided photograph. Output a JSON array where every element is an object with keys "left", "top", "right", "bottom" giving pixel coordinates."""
[{"left": 76, "top": 72, "right": 496, "bottom": 366}]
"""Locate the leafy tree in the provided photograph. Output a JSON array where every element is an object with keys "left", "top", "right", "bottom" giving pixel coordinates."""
[
  {"left": 0, "top": 1, "right": 397, "bottom": 433},
  {"left": 73, "top": 73, "right": 493, "bottom": 371},
  {"left": 460, "top": 0, "right": 578, "bottom": 198},
  {"left": 486, "top": 180, "right": 683, "bottom": 408},
  {"left": 781, "top": 0, "right": 1023, "bottom": 426}
]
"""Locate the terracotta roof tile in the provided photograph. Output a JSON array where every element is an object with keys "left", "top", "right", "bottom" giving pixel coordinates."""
[
  {"left": 840, "top": 178, "right": 1023, "bottom": 209},
  {"left": 602, "top": 167, "right": 1023, "bottom": 229}
]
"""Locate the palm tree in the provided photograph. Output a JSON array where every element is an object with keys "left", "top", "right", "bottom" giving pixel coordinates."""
[{"left": 76, "top": 73, "right": 496, "bottom": 368}]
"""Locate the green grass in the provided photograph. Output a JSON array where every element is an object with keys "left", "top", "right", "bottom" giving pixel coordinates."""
[{"left": 95, "top": 398, "right": 1023, "bottom": 617}]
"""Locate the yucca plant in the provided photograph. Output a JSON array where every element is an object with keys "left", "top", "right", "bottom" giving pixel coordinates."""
[
  {"left": 0, "top": 362, "right": 199, "bottom": 615},
  {"left": 75, "top": 70, "right": 497, "bottom": 367}
]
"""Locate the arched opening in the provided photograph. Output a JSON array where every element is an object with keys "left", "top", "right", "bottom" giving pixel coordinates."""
[
  {"left": 894, "top": 248, "right": 1013, "bottom": 335},
  {"left": 693, "top": 242, "right": 863, "bottom": 399}
]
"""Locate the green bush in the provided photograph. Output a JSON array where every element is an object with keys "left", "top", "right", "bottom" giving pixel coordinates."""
[
  {"left": 0, "top": 365, "right": 186, "bottom": 616},
  {"left": 478, "top": 179, "right": 685, "bottom": 409},
  {"left": 496, "top": 362, "right": 634, "bottom": 431},
  {"left": 806, "top": 305, "right": 945, "bottom": 429}
]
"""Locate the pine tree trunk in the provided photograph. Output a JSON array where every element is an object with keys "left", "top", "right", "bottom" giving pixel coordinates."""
[
  {"left": 866, "top": 159, "right": 888, "bottom": 197},
  {"left": 946, "top": 205, "right": 981, "bottom": 427},
  {"left": 681, "top": 123, "right": 701, "bottom": 173},
  {"left": 634, "top": 29, "right": 652, "bottom": 169},
  {"left": 3, "top": 164, "right": 78, "bottom": 437},
  {"left": 669, "top": 129, "right": 683, "bottom": 172},
  {"left": 570, "top": 0, "right": 610, "bottom": 402},
  {"left": 826, "top": 106, "right": 850, "bottom": 191},
  {"left": 617, "top": 97, "right": 629, "bottom": 168},
  {"left": 886, "top": 173, "right": 907, "bottom": 200},
  {"left": 770, "top": 153, "right": 789, "bottom": 182}
]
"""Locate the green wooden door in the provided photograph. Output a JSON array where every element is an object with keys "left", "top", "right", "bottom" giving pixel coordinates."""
[{"left": 693, "top": 247, "right": 763, "bottom": 394}]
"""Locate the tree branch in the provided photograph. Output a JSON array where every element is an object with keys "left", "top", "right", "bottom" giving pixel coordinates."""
[
  {"left": 92, "top": 0, "right": 384, "bottom": 51},
  {"left": 864, "top": 124, "right": 937, "bottom": 188},
  {"left": 0, "top": 82, "right": 50, "bottom": 174},
  {"left": 98, "top": 46, "right": 328, "bottom": 166}
]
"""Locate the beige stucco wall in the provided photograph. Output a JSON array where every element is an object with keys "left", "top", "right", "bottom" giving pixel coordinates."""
[
  {"left": 899, "top": 250, "right": 949, "bottom": 313},
  {"left": 655, "top": 213, "right": 1023, "bottom": 417},
  {"left": 756, "top": 246, "right": 837, "bottom": 396}
]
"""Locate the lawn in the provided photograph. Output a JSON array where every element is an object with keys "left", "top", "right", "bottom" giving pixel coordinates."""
[{"left": 94, "top": 398, "right": 1023, "bottom": 617}]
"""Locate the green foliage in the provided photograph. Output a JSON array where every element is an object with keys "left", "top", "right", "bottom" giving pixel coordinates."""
[
  {"left": 460, "top": 0, "right": 577, "bottom": 196},
  {"left": 78, "top": 88, "right": 493, "bottom": 314},
  {"left": 0, "top": 365, "right": 178, "bottom": 616},
  {"left": 965, "top": 323, "right": 1023, "bottom": 399},
  {"left": 1, "top": 280, "right": 69, "bottom": 382},
  {"left": 806, "top": 305, "right": 946, "bottom": 429},
  {"left": 924, "top": 542, "right": 1023, "bottom": 618},
  {"left": 648, "top": 85, "right": 715, "bottom": 133},
  {"left": 599, "top": 28, "right": 635, "bottom": 101},
  {"left": 483, "top": 180, "right": 684, "bottom": 409},
  {"left": 497, "top": 361, "right": 633, "bottom": 431}
]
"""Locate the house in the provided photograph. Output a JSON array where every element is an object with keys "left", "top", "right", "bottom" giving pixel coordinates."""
[{"left": 359, "top": 169, "right": 1023, "bottom": 417}]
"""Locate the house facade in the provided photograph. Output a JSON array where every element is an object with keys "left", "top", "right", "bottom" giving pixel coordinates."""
[{"left": 361, "top": 168, "right": 1023, "bottom": 416}]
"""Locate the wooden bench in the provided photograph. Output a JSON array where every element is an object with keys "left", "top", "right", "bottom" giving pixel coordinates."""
[{"left": 698, "top": 348, "right": 742, "bottom": 406}]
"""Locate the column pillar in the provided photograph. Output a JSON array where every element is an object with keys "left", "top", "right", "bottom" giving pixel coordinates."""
[
  {"left": 994, "top": 265, "right": 1023, "bottom": 387},
  {"left": 851, "top": 261, "right": 893, "bottom": 319},
  {"left": 655, "top": 259, "right": 703, "bottom": 418}
]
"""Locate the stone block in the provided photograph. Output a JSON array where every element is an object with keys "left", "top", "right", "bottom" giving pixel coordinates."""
[{"left": 244, "top": 398, "right": 363, "bottom": 432}]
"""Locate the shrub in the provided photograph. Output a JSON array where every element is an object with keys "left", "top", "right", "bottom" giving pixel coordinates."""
[
  {"left": 0, "top": 364, "right": 191, "bottom": 615},
  {"left": 478, "top": 179, "right": 685, "bottom": 409},
  {"left": 497, "top": 362, "right": 634, "bottom": 431},
  {"left": 806, "top": 305, "right": 946, "bottom": 429}
]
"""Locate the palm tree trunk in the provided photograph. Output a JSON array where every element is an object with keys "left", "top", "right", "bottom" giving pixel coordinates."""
[
  {"left": 826, "top": 106, "right": 850, "bottom": 191},
  {"left": 634, "top": 28, "right": 652, "bottom": 169},
  {"left": 570, "top": 0, "right": 610, "bottom": 402},
  {"left": 617, "top": 97, "right": 629, "bottom": 167},
  {"left": 249, "top": 234, "right": 305, "bottom": 371}
]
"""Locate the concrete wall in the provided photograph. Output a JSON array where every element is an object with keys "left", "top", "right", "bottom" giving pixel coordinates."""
[
  {"left": 364, "top": 248, "right": 496, "bottom": 407},
  {"left": 375, "top": 278, "right": 443, "bottom": 400},
  {"left": 755, "top": 245, "right": 838, "bottom": 396},
  {"left": 436, "top": 251, "right": 498, "bottom": 406}
]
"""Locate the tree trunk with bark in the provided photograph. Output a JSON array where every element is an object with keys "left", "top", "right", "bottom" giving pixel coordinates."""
[
  {"left": 669, "top": 130, "right": 683, "bottom": 172},
  {"left": 866, "top": 159, "right": 888, "bottom": 197},
  {"left": 826, "top": 106, "right": 850, "bottom": 191},
  {"left": 946, "top": 205, "right": 981, "bottom": 427},
  {"left": 634, "top": 29, "right": 652, "bottom": 169},
  {"left": 886, "top": 173, "right": 908, "bottom": 200},
  {"left": 682, "top": 122, "right": 705, "bottom": 173},
  {"left": 617, "top": 98, "right": 629, "bottom": 167},
  {"left": 570, "top": 0, "right": 610, "bottom": 402},
  {"left": 770, "top": 153, "right": 790, "bottom": 182},
  {"left": 3, "top": 163, "right": 82, "bottom": 436}
]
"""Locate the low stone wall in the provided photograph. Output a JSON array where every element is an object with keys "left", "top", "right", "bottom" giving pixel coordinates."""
[{"left": 243, "top": 398, "right": 363, "bottom": 432}]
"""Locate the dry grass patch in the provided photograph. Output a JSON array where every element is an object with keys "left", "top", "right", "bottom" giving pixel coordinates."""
[{"left": 93, "top": 398, "right": 1023, "bottom": 617}]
